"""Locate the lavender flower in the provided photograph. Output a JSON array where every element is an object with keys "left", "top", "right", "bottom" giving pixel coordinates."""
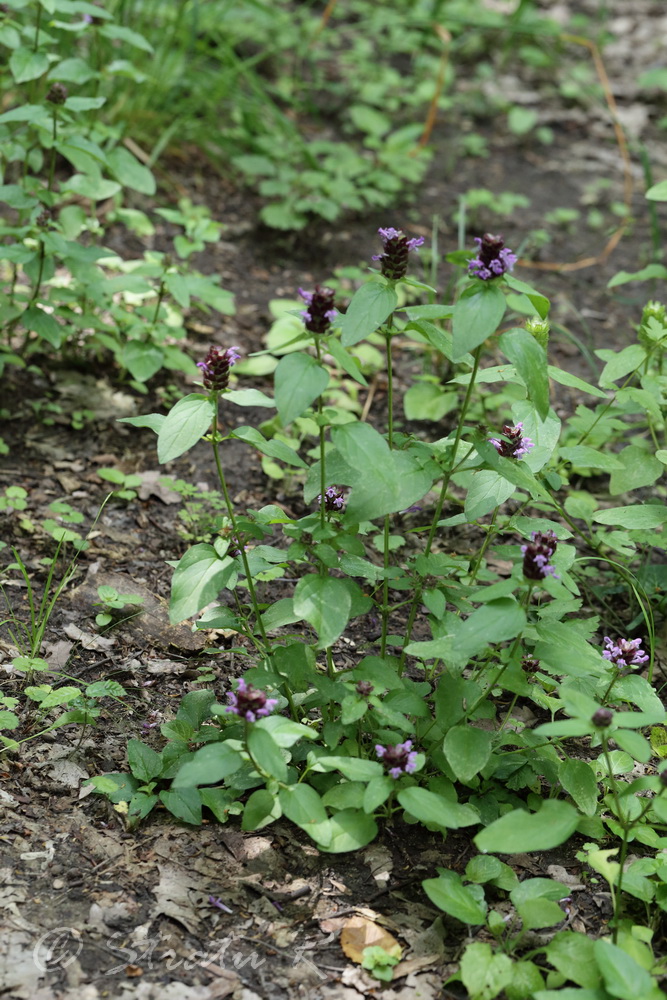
[
  {"left": 209, "top": 895, "right": 233, "bottom": 913},
  {"left": 372, "top": 227, "right": 424, "bottom": 281},
  {"left": 489, "top": 422, "right": 534, "bottom": 459},
  {"left": 197, "top": 345, "right": 241, "bottom": 392},
  {"left": 316, "top": 486, "right": 346, "bottom": 512},
  {"left": 299, "top": 286, "right": 336, "bottom": 335},
  {"left": 521, "top": 530, "right": 558, "bottom": 581},
  {"left": 602, "top": 636, "right": 649, "bottom": 670},
  {"left": 225, "top": 678, "right": 278, "bottom": 723},
  {"left": 375, "top": 740, "right": 418, "bottom": 779},
  {"left": 468, "top": 233, "right": 517, "bottom": 280}
]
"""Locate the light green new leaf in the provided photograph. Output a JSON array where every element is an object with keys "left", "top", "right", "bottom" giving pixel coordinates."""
[
  {"left": 172, "top": 742, "right": 243, "bottom": 787},
  {"left": 460, "top": 943, "right": 513, "bottom": 1000},
  {"left": 559, "top": 758, "right": 598, "bottom": 816},
  {"left": 474, "top": 800, "right": 579, "bottom": 853},
  {"left": 499, "top": 328, "right": 550, "bottom": 420},
  {"left": 127, "top": 739, "right": 162, "bottom": 782},
  {"left": 169, "top": 543, "right": 235, "bottom": 623},
  {"left": 157, "top": 394, "right": 214, "bottom": 463},
  {"left": 274, "top": 352, "right": 329, "bottom": 425},
  {"left": 319, "top": 808, "right": 378, "bottom": 853},
  {"left": 609, "top": 445, "right": 663, "bottom": 495},
  {"left": 340, "top": 281, "right": 397, "bottom": 346},
  {"left": 159, "top": 788, "right": 201, "bottom": 825},
  {"left": 247, "top": 727, "right": 287, "bottom": 782},
  {"left": 453, "top": 599, "right": 526, "bottom": 664},
  {"left": 545, "top": 931, "right": 600, "bottom": 989},
  {"left": 293, "top": 574, "right": 351, "bottom": 648},
  {"left": 465, "top": 470, "right": 515, "bottom": 520},
  {"left": 452, "top": 284, "right": 506, "bottom": 358},
  {"left": 10, "top": 48, "right": 49, "bottom": 83},
  {"left": 232, "top": 426, "right": 306, "bottom": 467},
  {"left": 279, "top": 784, "right": 331, "bottom": 846},
  {"left": 593, "top": 939, "right": 654, "bottom": 1000},
  {"left": 107, "top": 146, "right": 156, "bottom": 195},
  {"left": 398, "top": 786, "right": 479, "bottom": 829},
  {"left": 593, "top": 505, "right": 667, "bottom": 528},
  {"left": 242, "top": 789, "right": 281, "bottom": 830},
  {"left": 121, "top": 342, "right": 163, "bottom": 382}
]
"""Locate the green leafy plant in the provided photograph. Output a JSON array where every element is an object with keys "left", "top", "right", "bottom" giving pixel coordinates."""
[{"left": 93, "top": 584, "right": 145, "bottom": 629}]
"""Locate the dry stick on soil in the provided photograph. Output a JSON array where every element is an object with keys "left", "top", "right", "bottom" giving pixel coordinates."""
[{"left": 522, "top": 34, "right": 634, "bottom": 273}]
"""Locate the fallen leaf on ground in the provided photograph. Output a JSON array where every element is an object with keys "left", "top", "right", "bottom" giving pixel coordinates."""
[{"left": 340, "top": 915, "right": 402, "bottom": 964}]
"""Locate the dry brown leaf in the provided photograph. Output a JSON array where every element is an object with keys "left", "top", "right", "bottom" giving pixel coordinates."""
[{"left": 340, "top": 915, "right": 402, "bottom": 964}]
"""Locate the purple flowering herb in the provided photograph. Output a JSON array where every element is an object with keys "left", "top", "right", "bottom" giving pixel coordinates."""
[
  {"left": 355, "top": 680, "right": 374, "bottom": 697},
  {"left": 602, "top": 636, "right": 649, "bottom": 670},
  {"left": 225, "top": 677, "right": 279, "bottom": 723},
  {"left": 315, "top": 485, "right": 346, "bottom": 512},
  {"left": 372, "top": 227, "right": 425, "bottom": 281},
  {"left": 467, "top": 233, "right": 517, "bottom": 280},
  {"left": 375, "top": 740, "right": 418, "bottom": 779},
  {"left": 197, "top": 345, "right": 241, "bottom": 392},
  {"left": 521, "top": 656, "right": 540, "bottom": 674},
  {"left": 521, "top": 530, "right": 558, "bottom": 581},
  {"left": 489, "top": 422, "right": 534, "bottom": 459},
  {"left": 299, "top": 285, "right": 336, "bottom": 335},
  {"left": 46, "top": 82, "right": 68, "bottom": 105}
]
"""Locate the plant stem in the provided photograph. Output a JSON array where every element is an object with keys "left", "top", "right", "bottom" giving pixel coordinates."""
[
  {"left": 399, "top": 344, "right": 483, "bottom": 669},
  {"left": 211, "top": 405, "right": 270, "bottom": 652}
]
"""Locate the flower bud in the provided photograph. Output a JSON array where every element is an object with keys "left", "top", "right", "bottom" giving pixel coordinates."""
[
  {"left": 525, "top": 316, "right": 550, "bottom": 350},
  {"left": 592, "top": 707, "right": 614, "bottom": 728},
  {"left": 372, "top": 227, "right": 424, "bottom": 281},
  {"left": 197, "top": 345, "right": 240, "bottom": 393},
  {"left": 46, "top": 83, "right": 68, "bottom": 105}
]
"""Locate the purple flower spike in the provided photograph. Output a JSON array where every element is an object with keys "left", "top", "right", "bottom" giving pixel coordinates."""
[
  {"left": 316, "top": 486, "right": 346, "bottom": 512},
  {"left": 375, "top": 740, "right": 418, "bottom": 779},
  {"left": 489, "top": 422, "right": 534, "bottom": 459},
  {"left": 225, "top": 677, "right": 279, "bottom": 723},
  {"left": 521, "top": 530, "right": 558, "bottom": 581},
  {"left": 602, "top": 636, "right": 649, "bottom": 670},
  {"left": 468, "top": 233, "right": 517, "bottom": 280},
  {"left": 299, "top": 285, "right": 337, "bottom": 335},
  {"left": 372, "top": 227, "right": 425, "bottom": 281},
  {"left": 197, "top": 345, "right": 241, "bottom": 392}
]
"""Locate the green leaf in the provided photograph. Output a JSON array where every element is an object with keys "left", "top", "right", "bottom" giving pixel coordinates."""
[
  {"left": 465, "top": 470, "right": 515, "bottom": 520},
  {"left": 443, "top": 726, "right": 492, "bottom": 783},
  {"left": 99, "top": 22, "right": 154, "bottom": 52},
  {"left": 609, "top": 445, "right": 663, "bottom": 495},
  {"left": 157, "top": 393, "right": 214, "bottom": 463},
  {"left": 242, "top": 789, "right": 281, "bottom": 830},
  {"left": 127, "top": 739, "right": 163, "bottom": 782},
  {"left": 255, "top": 716, "right": 317, "bottom": 748},
  {"left": 453, "top": 599, "right": 526, "bottom": 663},
  {"left": 340, "top": 281, "right": 398, "bottom": 347},
  {"left": 21, "top": 307, "right": 63, "bottom": 349},
  {"left": 452, "top": 284, "right": 506, "bottom": 358},
  {"left": 503, "top": 274, "right": 550, "bottom": 318},
  {"left": 107, "top": 145, "right": 156, "bottom": 195},
  {"left": 547, "top": 366, "right": 607, "bottom": 398},
  {"left": 545, "top": 931, "right": 600, "bottom": 989},
  {"left": 319, "top": 808, "right": 378, "bottom": 853},
  {"left": 274, "top": 352, "right": 329, "bottom": 425},
  {"left": 460, "top": 943, "right": 513, "bottom": 1000},
  {"left": 65, "top": 96, "right": 107, "bottom": 111},
  {"left": 593, "top": 505, "right": 667, "bottom": 528},
  {"left": 559, "top": 758, "right": 598, "bottom": 816},
  {"left": 47, "top": 57, "right": 95, "bottom": 83},
  {"left": 363, "top": 775, "right": 394, "bottom": 813},
  {"left": 0, "top": 104, "right": 50, "bottom": 125},
  {"left": 10, "top": 48, "right": 49, "bottom": 83},
  {"left": 598, "top": 344, "right": 646, "bottom": 387},
  {"left": 169, "top": 543, "right": 235, "bottom": 623},
  {"left": 225, "top": 388, "right": 275, "bottom": 407},
  {"left": 118, "top": 413, "right": 165, "bottom": 434},
  {"left": 232, "top": 426, "right": 306, "bottom": 467},
  {"left": 323, "top": 336, "right": 368, "bottom": 386},
  {"left": 559, "top": 445, "right": 622, "bottom": 472},
  {"left": 159, "top": 787, "right": 202, "bottom": 825},
  {"left": 398, "top": 787, "right": 479, "bottom": 829},
  {"left": 293, "top": 574, "right": 351, "bottom": 648},
  {"left": 172, "top": 742, "right": 243, "bottom": 787},
  {"left": 246, "top": 727, "right": 287, "bottom": 781},
  {"left": 61, "top": 173, "right": 122, "bottom": 200},
  {"left": 592, "top": 939, "right": 653, "bottom": 1000},
  {"left": 199, "top": 787, "right": 240, "bottom": 822},
  {"left": 121, "top": 342, "right": 164, "bottom": 382},
  {"left": 646, "top": 180, "right": 667, "bottom": 202},
  {"left": 422, "top": 871, "right": 488, "bottom": 924},
  {"left": 312, "top": 756, "right": 384, "bottom": 781},
  {"left": 516, "top": 898, "right": 566, "bottom": 929},
  {"left": 499, "top": 328, "right": 549, "bottom": 420},
  {"left": 88, "top": 772, "right": 138, "bottom": 803},
  {"left": 279, "top": 784, "right": 331, "bottom": 846},
  {"left": 474, "top": 800, "right": 579, "bottom": 853},
  {"left": 608, "top": 262, "right": 667, "bottom": 286}
]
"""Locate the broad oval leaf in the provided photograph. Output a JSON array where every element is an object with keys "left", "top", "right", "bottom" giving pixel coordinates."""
[
  {"left": 340, "top": 281, "right": 397, "bottom": 347},
  {"left": 422, "top": 870, "right": 488, "bottom": 924},
  {"left": 157, "top": 394, "right": 215, "bottom": 463},
  {"left": 474, "top": 800, "right": 579, "bottom": 854},
  {"left": 452, "top": 284, "right": 506, "bottom": 358},
  {"left": 293, "top": 574, "right": 351, "bottom": 648},
  {"left": 274, "top": 352, "right": 329, "bottom": 425},
  {"left": 169, "top": 543, "right": 235, "bottom": 623}
]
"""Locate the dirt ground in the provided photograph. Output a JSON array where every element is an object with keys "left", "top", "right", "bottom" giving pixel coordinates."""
[{"left": 2, "top": 2, "right": 667, "bottom": 998}]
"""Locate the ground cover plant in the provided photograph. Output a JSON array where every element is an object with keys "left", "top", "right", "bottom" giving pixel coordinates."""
[{"left": 2, "top": 1, "right": 667, "bottom": 999}]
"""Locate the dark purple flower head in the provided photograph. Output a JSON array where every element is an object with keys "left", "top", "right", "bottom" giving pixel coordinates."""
[
  {"left": 376, "top": 740, "right": 418, "bottom": 779},
  {"left": 225, "top": 678, "right": 278, "bottom": 723},
  {"left": 468, "top": 233, "right": 517, "bottom": 280},
  {"left": 521, "top": 530, "right": 558, "bottom": 581},
  {"left": 299, "top": 286, "right": 336, "bottom": 335},
  {"left": 46, "top": 83, "right": 68, "bottom": 105},
  {"left": 602, "top": 636, "right": 649, "bottom": 670},
  {"left": 489, "top": 422, "right": 534, "bottom": 459},
  {"left": 592, "top": 707, "right": 614, "bottom": 729},
  {"left": 356, "top": 680, "right": 374, "bottom": 697},
  {"left": 660, "top": 769, "right": 667, "bottom": 788},
  {"left": 316, "top": 486, "right": 346, "bottom": 512},
  {"left": 521, "top": 656, "right": 540, "bottom": 674},
  {"left": 197, "top": 345, "right": 240, "bottom": 392},
  {"left": 372, "top": 227, "right": 424, "bottom": 281}
]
